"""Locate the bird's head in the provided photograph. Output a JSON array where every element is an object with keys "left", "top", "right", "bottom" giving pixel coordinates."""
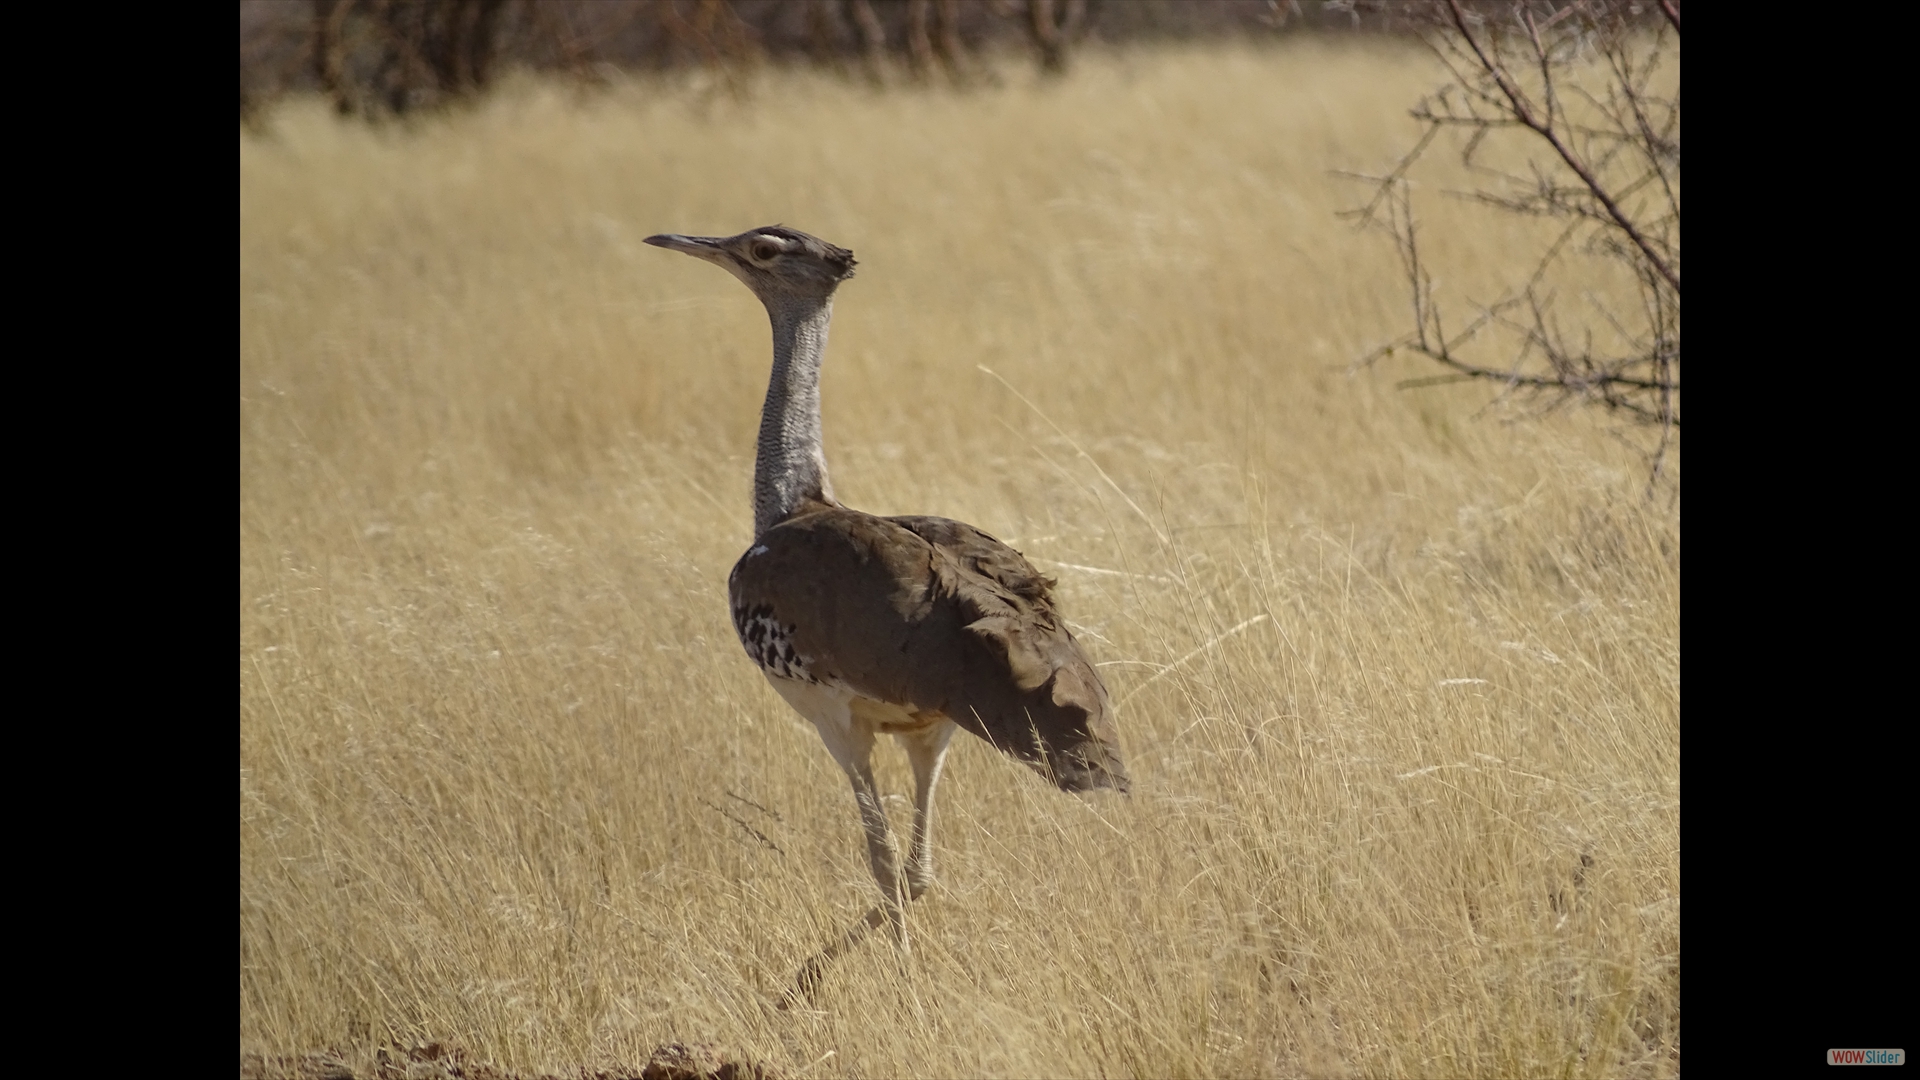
[{"left": 644, "top": 225, "right": 856, "bottom": 304}]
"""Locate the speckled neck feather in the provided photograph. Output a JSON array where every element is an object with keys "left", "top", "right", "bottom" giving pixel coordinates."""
[{"left": 754, "top": 295, "right": 836, "bottom": 538}]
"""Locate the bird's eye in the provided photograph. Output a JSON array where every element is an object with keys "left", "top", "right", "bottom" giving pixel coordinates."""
[{"left": 751, "top": 242, "right": 781, "bottom": 262}]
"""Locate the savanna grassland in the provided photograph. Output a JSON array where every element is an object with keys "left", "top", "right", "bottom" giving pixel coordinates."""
[{"left": 240, "top": 39, "right": 1678, "bottom": 1079}]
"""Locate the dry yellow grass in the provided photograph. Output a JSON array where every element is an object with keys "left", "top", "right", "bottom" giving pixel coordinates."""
[{"left": 240, "top": 39, "right": 1678, "bottom": 1079}]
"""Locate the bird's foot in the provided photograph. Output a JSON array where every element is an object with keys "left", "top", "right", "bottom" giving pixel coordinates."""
[{"left": 906, "top": 872, "right": 935, "bottom": 901}]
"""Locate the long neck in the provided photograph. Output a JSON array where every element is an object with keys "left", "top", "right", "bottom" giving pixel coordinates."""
[{"left": 754, "top": 295, "right": 837, "bottom": 537}]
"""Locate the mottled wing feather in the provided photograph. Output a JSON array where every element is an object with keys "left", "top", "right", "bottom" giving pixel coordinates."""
[
  {"left": 885, "top": 516, "right": 1057, "bottom": 602},
  {"left": 728, "top": 503, "right": 1129, "bottom": 792}
]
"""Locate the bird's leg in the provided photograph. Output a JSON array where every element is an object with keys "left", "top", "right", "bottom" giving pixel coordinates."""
[
  {"left": 801, "top": 700, "right": 912, "bottom": 949},
  {"left": 897, "top": 719, "right": 957, "bottom": 900},
  {"left": 830, "top": 720, "right": 910, "bottom": 943},
  {"left": 850, "top": 772, "right": 910, "bottom": 944}
]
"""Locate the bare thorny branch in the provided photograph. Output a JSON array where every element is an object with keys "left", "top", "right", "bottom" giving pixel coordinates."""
[{"left": 1345, "top": 0, "right": 1678, "bottom": 489}]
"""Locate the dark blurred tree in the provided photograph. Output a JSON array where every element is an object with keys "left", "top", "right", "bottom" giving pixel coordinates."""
[
  {"left": 242, "top": 1, "right": 1427, "bottom": 119},
  {"left": 312, "top": 0, "right": 509, "bottom": 115},
  {"left": 1005, "top": 0, "right": 1086, "bottom": 73}
]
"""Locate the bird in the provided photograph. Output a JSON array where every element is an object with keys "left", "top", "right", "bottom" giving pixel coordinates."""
[{"left": 644, "top": 224, "right": 1130, "bottom": 937}]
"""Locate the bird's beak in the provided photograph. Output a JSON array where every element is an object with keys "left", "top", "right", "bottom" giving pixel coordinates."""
[{"left": 644, "top": 233, "right": 730, "bottom": 264}]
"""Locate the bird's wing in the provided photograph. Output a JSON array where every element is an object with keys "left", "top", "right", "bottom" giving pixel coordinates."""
[{"left": 728, "top": 504, "right": 1129, "bottom": 792}]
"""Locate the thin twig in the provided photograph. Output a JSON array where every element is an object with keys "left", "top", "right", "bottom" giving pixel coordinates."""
[{"left": 1445, "top": 0, "right": 1680, "bottom": 295}]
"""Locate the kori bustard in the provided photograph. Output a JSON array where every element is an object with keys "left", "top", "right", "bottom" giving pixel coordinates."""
[{"left": 645, "top": 225, "right": 1130, "bottom": 932}]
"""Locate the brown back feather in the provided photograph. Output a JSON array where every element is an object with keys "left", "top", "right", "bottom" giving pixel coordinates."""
[{"left": 728, "top": 502, "right": 1130, "bottom": 793}]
